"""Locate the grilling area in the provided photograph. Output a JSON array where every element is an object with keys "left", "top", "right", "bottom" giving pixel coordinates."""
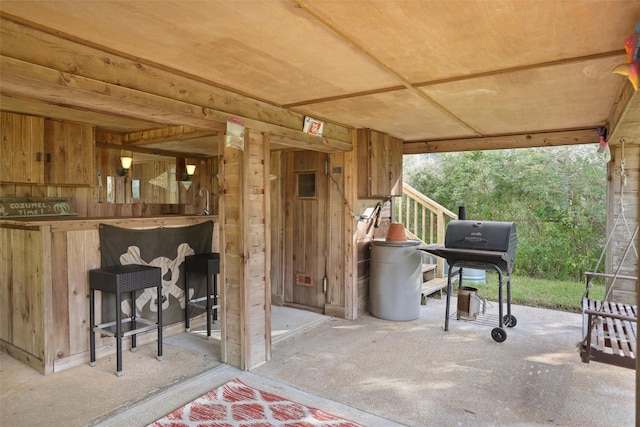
[{"left": 423, "top": 219, "right": 518, "bottom": 342}]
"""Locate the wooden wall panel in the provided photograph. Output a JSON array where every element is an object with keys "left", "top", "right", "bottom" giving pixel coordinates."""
[
  {"left": 341, "top": 130, "right": 358, "bottom": 320},
  {"left": 0, "top": 226, "right": 14, "bottom": 342},
  {"left": 607, "top": 144, "right": 639, "bottom": 304},
  {"left": 66, "top": 231, "right": 92, "bottom": 355},
  {"left": 269, "top": 151, "right": 284, "bottom": 305},
  {"left": 51, "top": 230, "right": 70, "bottom": 361},
  {"left": 326, "top": 152, "right": 345, "bottom": 308},
  {"left": 11, "top": 227, "right": 44, "bottom": 363}
]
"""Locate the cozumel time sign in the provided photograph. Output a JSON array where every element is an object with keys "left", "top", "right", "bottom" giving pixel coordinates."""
[{"left": 0, "top": 198, "right": 77, "bottom": 218}]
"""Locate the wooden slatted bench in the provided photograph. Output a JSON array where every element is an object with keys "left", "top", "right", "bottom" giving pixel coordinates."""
[{"left": 580, "top": 272, "right": 638, "bottom": 370}]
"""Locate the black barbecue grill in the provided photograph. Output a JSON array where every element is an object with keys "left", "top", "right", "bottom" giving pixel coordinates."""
[{"left": 421, "top": 220, "right": 517, "bottom": 342}]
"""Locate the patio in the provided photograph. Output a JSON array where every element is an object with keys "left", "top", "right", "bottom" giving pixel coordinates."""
[{"left": 1, "top": 298, "right": 634, "bottom": 426}]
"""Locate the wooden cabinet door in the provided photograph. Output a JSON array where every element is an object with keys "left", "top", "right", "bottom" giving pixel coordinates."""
[
  {"left": 44, "top": 120, "right": 94, "bottom": 185},
  {"left": 359, "top": 129, "right": 403, "bottom": 198},
  {"left": 386, "top": 134, "right": 403, "bottom": 196},
  {"left": 0, "top": 112, "right": 45, "bottom": 184}
]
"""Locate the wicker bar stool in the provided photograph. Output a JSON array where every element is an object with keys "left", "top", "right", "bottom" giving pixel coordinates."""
[
  {"left": 184, "top": 253, "right": 220, "bottom": 338},
  {"left": 89, "top": 264, "right": 163, "bottom": 376}
]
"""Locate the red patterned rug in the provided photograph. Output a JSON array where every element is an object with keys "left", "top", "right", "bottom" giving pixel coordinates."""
[{"left": 148, "top": 378, "right": 365, "bottom": 427}]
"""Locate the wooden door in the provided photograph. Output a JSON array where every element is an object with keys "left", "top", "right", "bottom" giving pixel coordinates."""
[{"left": 284, "top": 151, "right": 327, "bottom": 310}]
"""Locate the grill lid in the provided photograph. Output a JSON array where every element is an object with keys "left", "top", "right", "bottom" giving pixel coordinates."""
[{"left": 445, "top": 220, "right": 516, "bottom": 253}]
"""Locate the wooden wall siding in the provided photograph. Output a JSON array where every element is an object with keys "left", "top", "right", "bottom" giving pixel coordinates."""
[
  {"left": 607, "top": 144, "right": 639, "bottom": 304},
  {"left": 269, "top": 151, "right": 284, "bottom": 306},
  {"left": 1, "top": 112, "right": 219, "bottom": 219},
  {"left": 0, "top": 226, "right": 47, "bottom": 372},
  {"left": 220, "top": 129, "right": 270, "bottom": 370},
  {"left": 341, "top": 130, "right": 359, "bottom": 320},
  {"left": 325, "top": 152, "right": 346, "bottom": 311}
]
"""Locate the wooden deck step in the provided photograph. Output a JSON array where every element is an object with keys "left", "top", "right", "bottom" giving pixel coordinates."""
[
  {"left": 422, "top": 263, "right": 437, "bottom": 282},
  {"left": 422, "top": 263, "right": 437, "bottom": 273},
  {"left": 422, "top": 277, "right": 448, "bottom": 297}
]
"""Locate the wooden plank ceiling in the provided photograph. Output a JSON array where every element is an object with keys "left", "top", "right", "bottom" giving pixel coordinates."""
[{"left": 1, "top": 0, "right": 639, "bottom": 156}]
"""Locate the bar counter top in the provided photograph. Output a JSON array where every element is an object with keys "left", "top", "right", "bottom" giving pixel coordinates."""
[{"left": 0, "top": 214, "right": 218, "bottom": 231}]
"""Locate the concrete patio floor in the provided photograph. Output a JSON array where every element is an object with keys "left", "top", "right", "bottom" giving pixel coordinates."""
[{"left": 0, "top": 298, "right": 635, "bottom": 426}]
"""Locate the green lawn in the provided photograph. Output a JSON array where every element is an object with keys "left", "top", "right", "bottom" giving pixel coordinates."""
[{"left": 454, "top": 273, "right": 605, "bottom": 313}]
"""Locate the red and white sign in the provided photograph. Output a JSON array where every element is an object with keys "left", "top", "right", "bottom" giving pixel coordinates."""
[{"left": 303, "top": 116, "right": 324, "bottom": 136}]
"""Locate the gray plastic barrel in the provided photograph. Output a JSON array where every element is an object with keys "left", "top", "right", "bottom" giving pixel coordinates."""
[
  {"left": 450, "top": 266, "right": 486, "bottom": 284},
  {"left": 370, "top": 239, "right": 422, "bottom": 321}
]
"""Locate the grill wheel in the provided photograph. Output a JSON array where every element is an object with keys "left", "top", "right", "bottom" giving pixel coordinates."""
[
  {"left": 503, "top": 314, "right": 518, "bottom": 327},
  {"left": 491, "top": 327, "right": 507, "bottom": 342}
]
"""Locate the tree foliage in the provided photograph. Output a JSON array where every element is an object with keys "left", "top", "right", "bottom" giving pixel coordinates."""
[{"left": 404, "top": 146, "right": 608, "bottom": 280}]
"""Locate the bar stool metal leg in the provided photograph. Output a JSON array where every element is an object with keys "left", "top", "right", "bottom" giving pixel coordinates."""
[
  {"left": 115, "top": 288, "right": 123, "bottom": 377},
  {"left": 157, "top": 282, "right": 163, "bottom": 360},
  {"left": 89, "top": 288, "right": 96, "bottom": 367},
  {"left": 185, "top": 279, "right": 192, "bottom": 332},
  {"left": 213, "top": 273, "right": 218, "bottom": 321},
  {"left": 206, "top": 273, "right": 212, "bottom": 337},
  {"left": 130, "top": 291, "right": 137, "bottom": 353}
]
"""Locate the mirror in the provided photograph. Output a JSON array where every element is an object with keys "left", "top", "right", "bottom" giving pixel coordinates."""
[{"left": 129, "top": 153, "right": 178, "bottom": 204}]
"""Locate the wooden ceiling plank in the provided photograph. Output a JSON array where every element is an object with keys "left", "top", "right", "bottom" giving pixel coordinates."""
[
  {"left": 403, "top": 129, "right": 601, "bottom": 154},
  {"left": 413, "top": 50, "right": 626, "bottom": 88},
  {"left": 294, "top": 0, "right": 482, "bottom": 137}
]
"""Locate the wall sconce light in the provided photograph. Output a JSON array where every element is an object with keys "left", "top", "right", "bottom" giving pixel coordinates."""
[
  {"left": 117, "top": 153, "right": 133, "bottom": 176},
  {"left": 183, "top": 164, "right": 196, "bottom": 181}
]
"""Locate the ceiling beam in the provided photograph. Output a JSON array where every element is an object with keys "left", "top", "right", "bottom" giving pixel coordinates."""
[
  {"left": 269, "top": 134, "right": 352, "bottom": 153},
  {"left": 0, "top": 55, "right": 352, "bottom": 153},
  {"left": 94, "top": 138, "right": 207, "bottom": 159},
  {"left": 121, "top": 126, "right": 221, "bottom": 147},
  {"left": 285, "top": 51, "right": 626, "bottom": 109},
  {"left": 403, "top": 129, "right": 601, "bottom": 154},
  {"left": 607, "top": 82, "right": 640, "bottom": 146}
]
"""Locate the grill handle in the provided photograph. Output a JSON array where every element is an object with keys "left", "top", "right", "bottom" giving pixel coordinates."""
[{"left": 462, "top": 236, "right": 488, "bottom": 244}]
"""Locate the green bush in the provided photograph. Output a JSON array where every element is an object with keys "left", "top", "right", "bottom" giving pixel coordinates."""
[{"left": 404, "top": 146, "right": 607, "bottom": 281}]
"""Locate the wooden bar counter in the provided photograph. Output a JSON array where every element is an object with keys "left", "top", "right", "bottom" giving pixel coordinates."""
[{"left": 0, "top": 215, "right": 218, "bottom": 374}]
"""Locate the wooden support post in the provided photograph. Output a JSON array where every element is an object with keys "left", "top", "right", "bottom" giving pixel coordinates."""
[{"left": 219, "top": 128, "right": 270, "bottom": 370}]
